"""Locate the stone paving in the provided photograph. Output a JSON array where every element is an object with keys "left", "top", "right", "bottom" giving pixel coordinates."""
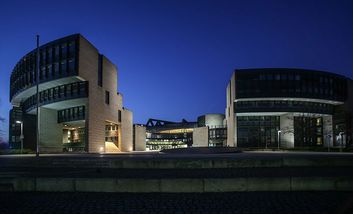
[
  {"left": 1, "top": 167, "right": 353, "bottom": 178},
  {"left": 1, "top": 192, "right": 352, "bottom": 214}
]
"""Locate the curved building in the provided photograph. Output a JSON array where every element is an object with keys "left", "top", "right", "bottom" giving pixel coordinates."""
[
  {"left": 226, "top": 68, "right": 353, "bottom": 148},
  {"left": 9, "top": 34, "right": 133, "bottom": 153}
]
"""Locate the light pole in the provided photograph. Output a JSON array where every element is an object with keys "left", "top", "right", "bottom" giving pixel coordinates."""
[
  {"left": 277, "top": 130, "right": 282, "bottom": 150},
  {"left": 16, "top": 121, "right": 23, "bottom": 154},
  {"left": 36, "top": 35, "right": 40, "bottom": 157}
]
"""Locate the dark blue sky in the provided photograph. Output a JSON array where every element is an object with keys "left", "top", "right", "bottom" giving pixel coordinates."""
[{"left": 1, "top": 0, "right": 353, "bottom": 141}]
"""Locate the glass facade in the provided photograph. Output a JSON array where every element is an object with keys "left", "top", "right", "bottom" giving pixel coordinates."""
[
  {"left": 237, "top": 116, "right": 280, "bottom": 148},
  {"left": 146, "top": 131, "right": 193, "bottom": 150},
  {"left": 294, "top": 117, "right": 323, "bottom": 147},
  {"left": 10, "top": 34, "right": 79, "bottom": 101},
  {"left": 231, "top": 69, "right": 352, "bottom": 148},
  {"left": 209, "top": 128, "right": 227, "bottom": 147},
  {"left": 235, "top": 69, "right": 347, "bottom": 102},
  {"left": 8, "top": 107, "right": 23, "bottom": 149}
]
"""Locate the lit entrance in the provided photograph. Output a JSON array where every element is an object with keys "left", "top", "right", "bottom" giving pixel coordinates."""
[{"left": 105, "top": 121, "right": 120, "bottom": 153}]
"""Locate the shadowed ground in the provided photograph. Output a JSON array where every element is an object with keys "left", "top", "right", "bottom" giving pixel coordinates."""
[{"left": 1, "top": 192, "right": 352, "bottom": 214}]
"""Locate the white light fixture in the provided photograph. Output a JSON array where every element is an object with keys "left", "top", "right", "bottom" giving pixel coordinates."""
[
  {"left": 277, "top": 130, "right": 282, "bottom": 150},
  {"left": 15, "top": 121, "right": 24, "bottom": 154},
  {"left": 99, "top": 146, "right": 104, "bottom": 154}
]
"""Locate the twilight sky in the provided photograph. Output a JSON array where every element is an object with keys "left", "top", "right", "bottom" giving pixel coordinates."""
[{"left": 1, "top": 0, "right": 353, "bottom": 141}]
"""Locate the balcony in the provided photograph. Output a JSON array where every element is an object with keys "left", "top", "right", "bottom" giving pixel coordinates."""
[{"left": 22, "top": 81, "right": 88, "bottom": 113}]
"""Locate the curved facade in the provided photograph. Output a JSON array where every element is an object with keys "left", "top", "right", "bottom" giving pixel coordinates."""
[
  {"left": 226, "top": 68, "right": 353, "bottom": 148},
  {"left": 10, "top": 34, "right": 79, "bottom": 105},
  {"left": 9, "top": 34, "right": 133, "bottom": 153}
]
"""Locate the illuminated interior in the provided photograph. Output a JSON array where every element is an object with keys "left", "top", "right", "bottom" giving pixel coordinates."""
[
  {"left": 159, "top": 128, "right": 194, "bottom": 134},
  {"left": 62, "top": 120, "right": 86, "bottom": 152}
]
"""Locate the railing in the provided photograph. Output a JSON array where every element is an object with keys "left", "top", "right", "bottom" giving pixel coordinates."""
[
  {"left": 58, "top": 105, "right": 85, "bottom": 123},
  {"left": 63, "top": 142, "right": 85, "bottom": 152},
  {"left": 235, "top": 100, "right": 334, "bottom": 114},
  {"left": 22, "top": 81, "right": 88, "bottom": 112}
]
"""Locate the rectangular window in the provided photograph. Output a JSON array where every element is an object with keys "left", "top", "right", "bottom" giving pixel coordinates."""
[
  {"left": 54, "top": 46, "right": 60, "bottom": 61},
  {"left": 98, "top": 54, "right": 103, "bottom": 86},
  {"left": 61, "top": 60, "right": 67, "bottom": 74},
  {"left": 68, "top": 41, "right": 75, "bottom": 57},
  {"left": 118, "top": 110, "right": 122, "bottom": 122},
  {"left": 105, "top": 91, "right": 110, "bottom": 105},
  {"left": 68, "top": 59, "right": 75, "bottom": 73},
  {"left": 47, "top": 48, "right": 52, "bottom": 64},
  {"left": 61, "top": 43, "right": 67, "bottom": 59}
]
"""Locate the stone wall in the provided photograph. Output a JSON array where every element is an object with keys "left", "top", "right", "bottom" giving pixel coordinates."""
[
  {"left": 134, "top": 125, "right": 146, "bottom": 151},
  {"left": 193, "top": 127, "right": 209, "bottom": 147}
]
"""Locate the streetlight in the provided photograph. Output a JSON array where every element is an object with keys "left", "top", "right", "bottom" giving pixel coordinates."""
[
  {"left": 16, "top": 121, "right": 23, "bottom": 154},
  {"left": 277, "top": 130, "right": 282, "bottom": 150}
]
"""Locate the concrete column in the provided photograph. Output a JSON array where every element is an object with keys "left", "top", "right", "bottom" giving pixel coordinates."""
[
  {"left": 193, "top": 127, "right": 209, "bottom": 147},
  {"left": 226, "top": 72, "right": 236, "bottom": 147},
  {"left": 121, "top": 109, "right": 133, "bottom": 152},
  {"left": 323, "top": 115, "right": 333, "bottom": 147},
  {"left": 280, "top": 113, "right": 294, "bottom": 148},
  {"left": 134, "top": 125, "right": 146, "bottom": 151},
  {"left": 39, "top": 107, "right": 63, "bottom": 153}
]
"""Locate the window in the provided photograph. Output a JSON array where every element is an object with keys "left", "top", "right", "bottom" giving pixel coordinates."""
[
  {"left": 68, "top": 41, "right": 75, "bottom": 57},
  {"left": 105, "top": 91, "right": 110, "bottom": 105},
  {"left": 54, "top": 62, "right": 60, "bottom": 74},
  {"left": 61, "top": 43, "right": 67, "bottom": 59},
  {"left": 118, "top": 110, "right": 122, "bottom": 122},
  {"left": 47, "top": 48, "right": 52, "bottom": 64},
  {"left": 54, "top": 46, "right": 60, "bottom": 61},
  {"left": 98, "top": 54, "right": 103, "bottom": 86},
  {"left": 68, "top": 59, "right": 75, "bottom": 73},
  {"left": 61, "top": 60, "right": 67, "bottom": 73}
]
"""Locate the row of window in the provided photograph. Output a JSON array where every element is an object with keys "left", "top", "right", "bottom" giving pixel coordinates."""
[
  {"left": 237, "top": 70, "right": 344, "bottom": 83},
  {"left": 10, "top": 39, "right": 78, "bottom": 99},
  {"left": 149, "top": 133, "right": 192, "bottom": 140},
  {"left": 236, "top": 72, "right": 347, "bottom": 101},
  {"left": 237, "top": 116, "right": 280, "bottom": 148},
  {"left": 256, "top": 73, "right": 338, "bottom": 83},
  {"left": 22, "top": 81, "right": 88, "bottom": 112},
  {"left": 235, "top": 100, "right": 334, "bottom": 114},
  {"left": 209, "top": 128, "right": 227, "bottom": 139},
  {"left": 58, "top": 106, "right": 85, "bottom": 123}
]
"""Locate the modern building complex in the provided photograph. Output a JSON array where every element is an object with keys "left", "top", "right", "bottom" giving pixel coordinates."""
[
  {"left": 226, "top": 68, "right": 353, "bottom": 149},
  {"left": 145, "top": 114, "right": 226, "bottom": 150},
  {"left": 9, "top": 34, "right": 135, "bottom": 153},
  {"left": 8, "top": 34, "right": 353, "bottom": 152}
]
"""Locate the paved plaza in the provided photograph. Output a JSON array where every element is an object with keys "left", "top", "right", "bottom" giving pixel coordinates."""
[{"left": 1, "top": 192, "right": 352, "bottom": 214}]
